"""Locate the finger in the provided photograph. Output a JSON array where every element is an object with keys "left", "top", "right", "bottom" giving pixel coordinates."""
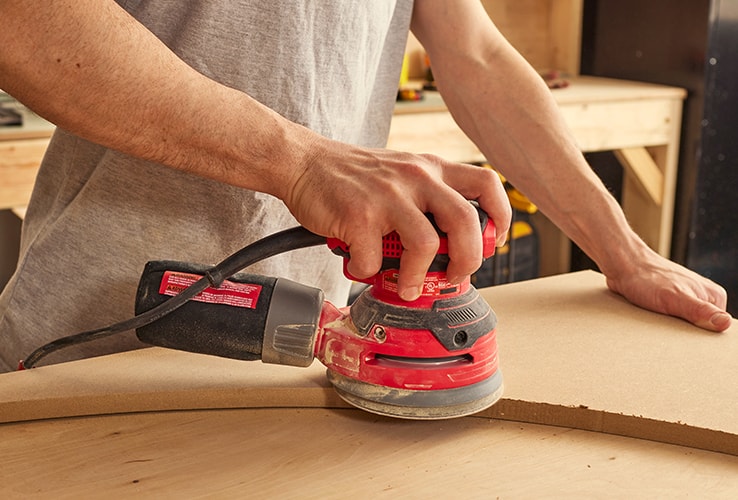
[
  {"left": 663, "top": 273, "right": 731, "bottom": 332},
  {"left": 663, "top": 292, "right": 733, "bottom": 333},
  {"left": 436, "top": 159, "right": 512, "bottom": 248},
  {"left": 433, "top": 162, "right": 512, "bottom": 279},
  {"left": 427, "top": 198, "right": 483, "bottom": 283},
  {"left": 345, "top": 229, "right": 385, "bottom": 280},
  {"left": 684, "top": 301, "right": 732, "bottom": 332},
  {"left": 708, "top": 284, "right": 729, "bottom": 310},
  {"left": 478, "top": 178, "right": 513, "bottom": 249},
  {"left": 395, "top": 215, "right": 440, "bottom": 301}
]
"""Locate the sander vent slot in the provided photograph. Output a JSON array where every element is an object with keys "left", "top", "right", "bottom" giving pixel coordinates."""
[
  {"left": 373, "top": 353, "right": 473, "bottom": 369},
  {"left": 444, "top": 307, "right": 478, "bottom": 325}
]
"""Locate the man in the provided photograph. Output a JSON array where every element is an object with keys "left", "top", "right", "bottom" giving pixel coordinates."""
[{"left": 0, "top": 1, "right": 730, "bottom": 371}]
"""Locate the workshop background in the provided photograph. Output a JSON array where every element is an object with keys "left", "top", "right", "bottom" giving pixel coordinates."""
[
  {"left": 1, "top": 0, "right": 737, "bottom": 315},
  {"left": 579, "top": 0, "right": 738, "bottom": 315}
]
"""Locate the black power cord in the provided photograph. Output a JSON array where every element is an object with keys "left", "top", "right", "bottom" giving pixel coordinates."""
[{"left": 20, "top": 226, "right": 327, "bottom": 369}]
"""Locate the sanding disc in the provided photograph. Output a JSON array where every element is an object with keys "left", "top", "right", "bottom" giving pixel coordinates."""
[{"left": 326, "top": 369, "right": 504, "bottom": 420}]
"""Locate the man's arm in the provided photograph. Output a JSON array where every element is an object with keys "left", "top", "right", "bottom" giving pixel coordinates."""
[
  {"left": 411, "top": 0, "right": 731, "bottom": 331},
  {"left": 0, "top": 0, "right": 513, "bottom": 301}
]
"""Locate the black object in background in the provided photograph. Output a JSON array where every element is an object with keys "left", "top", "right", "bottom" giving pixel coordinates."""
[
  {"left": 569, "top": 152, "right": 623, "bottom": 273},
  {"left": 0, "top": 210, "right": 22, "bottom": 291},
  {"left": 0, "top": 107, "right": 22, "bottom": 126}
]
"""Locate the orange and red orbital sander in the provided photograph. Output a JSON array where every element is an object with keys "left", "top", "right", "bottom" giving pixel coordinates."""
[{"left": 23, "top": 205, "right": 503, "bottom": 420}]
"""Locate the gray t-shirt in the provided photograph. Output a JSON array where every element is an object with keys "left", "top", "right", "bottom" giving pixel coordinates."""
[{"left": 0, "top": 0, "right": 414, "bottom": 371}]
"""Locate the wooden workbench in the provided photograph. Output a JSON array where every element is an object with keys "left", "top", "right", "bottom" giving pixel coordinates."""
[
  {"left": 1, "top": 271, "right": 736, "bottom": 496},
  {"left": 389, "top": 76, "right": 686, "bottom": 275}
]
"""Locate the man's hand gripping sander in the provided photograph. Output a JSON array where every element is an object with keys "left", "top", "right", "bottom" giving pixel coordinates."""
[{"left": 134, "top": 206, "right": 503, "bottom": 419}]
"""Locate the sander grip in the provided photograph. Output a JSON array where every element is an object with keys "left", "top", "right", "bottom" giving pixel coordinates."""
[{"left": 135, "top": 260, "right": 323, "bottom": 367}]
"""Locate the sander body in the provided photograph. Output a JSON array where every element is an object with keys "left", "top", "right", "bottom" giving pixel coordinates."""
[{"left": 134, "top": 208, "right": 503, "bottom": 419}]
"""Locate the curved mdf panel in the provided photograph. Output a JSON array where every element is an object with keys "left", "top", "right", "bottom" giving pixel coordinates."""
[{"left": 1, "top": 271, "right": 736, "bottom": 457}]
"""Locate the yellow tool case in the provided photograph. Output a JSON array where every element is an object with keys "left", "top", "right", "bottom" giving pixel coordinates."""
[{"left": 472, "top": 165, "right": 540, "bottom": 287}]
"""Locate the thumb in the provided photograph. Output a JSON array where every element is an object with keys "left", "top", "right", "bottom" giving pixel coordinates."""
[{"left": 673, "top": 297, "right": 732, "bottom": 332}]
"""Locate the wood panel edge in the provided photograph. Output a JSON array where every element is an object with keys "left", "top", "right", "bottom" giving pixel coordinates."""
[
  {"left": 4, "top": 387, "right": 736, "bottom": 458},
  {"left": 477, "top": 399, "right": 738, "bottom": 457}
]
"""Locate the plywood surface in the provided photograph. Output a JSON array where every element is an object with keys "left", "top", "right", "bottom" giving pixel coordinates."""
[
  {"left": 2, "top": 408, "right": 738, "bottom": 497},
  {"left": 1, "top": 271, "right": 736, "bottom": 457}
]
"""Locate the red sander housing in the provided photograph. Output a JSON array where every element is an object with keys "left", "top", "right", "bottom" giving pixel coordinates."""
[{"left": 132, "top": 207, "right": 503, "bottom": 419}]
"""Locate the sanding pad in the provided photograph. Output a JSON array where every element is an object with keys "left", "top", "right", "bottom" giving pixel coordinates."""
[{"left": 326, "top": 369, "right": 504, "bottom": 420}]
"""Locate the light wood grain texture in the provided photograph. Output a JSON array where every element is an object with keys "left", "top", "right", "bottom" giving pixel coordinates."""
[
  {"left": 482, "top": 0, "right": 583, "bottom": 74},
  {"left": 406, "top": 0, "right": 584, "bottom": 77},
  {"left": 614, "top": 147, "right": 664, "bottom": 200},
  {"left": 2, "top": 408, "right": 738, "bottom": 497},
  {"left": 2, "top": 271, "right": 736, "bottom": 457}
]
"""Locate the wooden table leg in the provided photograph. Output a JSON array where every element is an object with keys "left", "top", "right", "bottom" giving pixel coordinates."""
[{"left": 616, "top": 143, "right": 678, "bottom": 258}]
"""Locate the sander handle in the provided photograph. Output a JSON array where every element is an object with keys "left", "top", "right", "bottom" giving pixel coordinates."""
[
  {"left": 326, "top": 201, "right": 496, "bottom": 283},
  {"left": 135, "top": 260, "right": 324, "bottom": 367}
]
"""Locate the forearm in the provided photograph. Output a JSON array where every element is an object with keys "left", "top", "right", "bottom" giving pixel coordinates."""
[
  {"left": 412, "top": 3, "right": 650, "bottom": 278},
  {"left": 444, "top": 51, "right": 648, "bottom": 276},
  {"left": 410, "top": 1, "right": 730, "bottom": 331},
  {"left": 0, "top": 0, "right": 311, "bottom": 199}
]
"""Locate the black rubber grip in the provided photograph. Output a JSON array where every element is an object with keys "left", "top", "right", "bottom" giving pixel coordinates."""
[{"left": 135, "top": 260, "right": 276, "bottom": 361}]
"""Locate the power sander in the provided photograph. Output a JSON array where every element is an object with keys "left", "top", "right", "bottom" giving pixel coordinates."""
[{"left": 22, "top": 205, "right": 504, "bottom": 420}]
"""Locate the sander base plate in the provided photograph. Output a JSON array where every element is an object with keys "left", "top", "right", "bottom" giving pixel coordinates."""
[{"left": 326, "top": 369, "right": 504, "bottom": 420}]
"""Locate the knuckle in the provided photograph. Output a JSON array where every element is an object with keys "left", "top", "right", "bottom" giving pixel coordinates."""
[
  {"left": 714, "top": 286, "right": 729, "bottom": 306},
  {"left": 460, "top": 201, "right": 482, "bottom": 225},
  {"left": 348, "top": 258, "right": 379, "bottom": 279},
  {"left": 412, "top": 230, "right": 441, "bottom": 254},
  {"left": 482, "top": 166, "right": 503, "bottom": 183}
]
